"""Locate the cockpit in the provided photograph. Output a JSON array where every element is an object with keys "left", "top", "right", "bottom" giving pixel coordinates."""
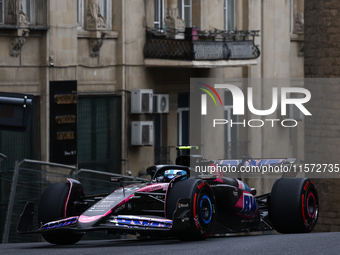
[{"left": 147, "top": 165, "right": 190, "bottom": 183}]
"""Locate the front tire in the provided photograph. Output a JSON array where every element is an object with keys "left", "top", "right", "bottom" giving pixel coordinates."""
[
  {"left": 38, "top": 182, "right": 84, "bottom": 245},
  {"left": 269, "top": 178, "right": 319, "bottom": 233},
  {"left": 166, "top": 178, "right": 216, "bottom": 240}
]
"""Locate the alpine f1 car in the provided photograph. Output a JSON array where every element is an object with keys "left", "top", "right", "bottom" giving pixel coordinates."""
[{"left": 17, "top": 150, "right": 319, "bottom": 245}]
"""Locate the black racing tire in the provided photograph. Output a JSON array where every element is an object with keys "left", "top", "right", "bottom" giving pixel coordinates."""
[
  {"left": 166, "top": 178, "right": 216, "bottom": 241},
  {"left": 38, "top": 182, "right": 84, "bottom": 245},
  {"left": 269, "top": 178, "right": 318, "bottom": 234}
]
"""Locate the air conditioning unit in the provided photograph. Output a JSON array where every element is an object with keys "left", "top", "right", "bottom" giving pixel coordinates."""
[
  {"left": 153, "top": 94, "right": 169, "bottom": 114},
  {"left": 131, "top": 121, "right": 153, "bottom": 146},
  {"left": 131, "top": 89, "right": 153, "bottom": 114}
]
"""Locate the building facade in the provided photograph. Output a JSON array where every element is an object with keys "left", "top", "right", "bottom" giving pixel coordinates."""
[
  {"left": 0, "top": 0, "right": 315, "bottom": 243},
  {"left": 305, "top": 0, "right": 340, "bottom": 232},
  {"left": 0, "top": 0, "right": 305, "bottom": 188}
]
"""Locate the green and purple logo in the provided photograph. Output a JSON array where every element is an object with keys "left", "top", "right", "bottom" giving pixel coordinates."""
[{"left": 197, "top": 82, "right": 223, "bottom": 115}]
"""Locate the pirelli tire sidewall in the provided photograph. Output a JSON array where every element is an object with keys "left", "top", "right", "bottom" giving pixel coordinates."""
[
  {"left": 38, "top": 182, "right": 84, "bottom": 245},
  {"left": 191, "top": 180, "right": 216, "bottom": 236},
  {"left": 302, "top": 182, "right": 319, "bottom": 231},
  {"left": 166, "top": 178, "right": 216, "bottom": 240},
  {"left": 269, "top": 178, "right": 319, "bottom": 234}
]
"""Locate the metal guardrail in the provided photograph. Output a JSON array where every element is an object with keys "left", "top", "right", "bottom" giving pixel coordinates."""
[
  {"left": 2, "top": 160, "right": 76, "bottom": 243},
  {"left": 1, "top": 159, "right": 148, "bottom": 243}
]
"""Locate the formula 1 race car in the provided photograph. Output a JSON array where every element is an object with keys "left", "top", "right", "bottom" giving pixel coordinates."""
[{"left": 17, "top": 150, "right": 319, "bottom": 245}]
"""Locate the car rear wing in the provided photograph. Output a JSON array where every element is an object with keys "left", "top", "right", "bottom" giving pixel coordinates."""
[
  {"left": 217, "top": 158, "right": 296, "bottom": 167},
  {"left": 175, "top": 149, "right": 297, "bottom": 178},
  {"left": 176, "top": 146, "right": 295, "bottom": 166}
]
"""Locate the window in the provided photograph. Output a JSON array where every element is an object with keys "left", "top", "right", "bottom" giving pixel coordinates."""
[
  {"left": 21, "top": 0, "right": 35, "bottom": 24},
  {"left": 0, "top": 0, "right": 3, "bottom": 25},
  {"left": 77, "top": 96, "right": 121, "bottom": 173},
  {"left": 290, "top": 0, "right": 294, "bottom": 33},
  {"left": 178, "top": 0, "right": 192, "bottom": 27},
  {"left": 177, "top": 94, "right": 190, "bottom": 146},
  {"left": 98, "top": 0, "right": 108, "bottom": 22},
  {"left": 178, "top": 108, "right": 189, "bottom": 146},
  {"left": 77, "top": 0, "right": 83, "bottom": 27},
  {"left": 154, "top": 114, "right": 172, "bottom": 165},
  {"left": 0, "top": 0, "right": 35, "bottom": 25},
  {"left": 154, "top": 0, "right": 164, "bottom": 29},
  {"left": 77, "top": 0, "right": 112, "bottom": 30},
  {"left": 224, "top": 0, "right": 235, "bottom": 31},
  {"left": 224, "top": 92, "right": 238, "bottom": 159}
]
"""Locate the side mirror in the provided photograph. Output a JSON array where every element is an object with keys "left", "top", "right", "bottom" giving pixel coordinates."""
[{"left": 146, "top": 166, "right": 157, "bottom": 178}]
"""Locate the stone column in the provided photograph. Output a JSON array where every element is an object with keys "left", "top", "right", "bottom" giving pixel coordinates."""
[
  {"left": 164, "top": 0, "right": 185, "bottom": 39},
  {"left": 85, "top": 0, "right": 107, "bottom": 31}
]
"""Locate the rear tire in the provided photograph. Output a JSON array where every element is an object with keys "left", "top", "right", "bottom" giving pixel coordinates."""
[
  {"left": 166, "top": 178, "right": 216, "bottom": 240},
  {"left": 269, "top": 178, "right": 318, "bottom": 234},
  {"left": 38, "top": 182, "right": 84, "bottom": 245}
]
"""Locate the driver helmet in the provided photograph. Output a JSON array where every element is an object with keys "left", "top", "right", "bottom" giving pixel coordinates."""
[{"left": 164, "top": 169, "right": 187, "bottom": 181}]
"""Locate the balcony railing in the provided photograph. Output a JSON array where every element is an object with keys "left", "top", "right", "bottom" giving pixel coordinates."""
[{"left": 144, "top": 28, "right": 260, "bottom": 61}]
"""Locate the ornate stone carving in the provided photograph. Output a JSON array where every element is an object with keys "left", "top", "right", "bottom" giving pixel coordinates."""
[
  {"left": 89, "top": 39, "right": 103, "bottom": 57},
  {"left": 8, "top": 0, "right": 29, "bottom": 27},
  {"left": 295, "top": 13, "right": 304, "bottom": 35},
  {"left": 164, "top": 0, "right": 185, "bottom": 39},
  {"left": 10, "top": 37, "right": 26, "bottom": 57},
  {"left": 85, "top": 0, "right": 107, "bottom": 31}
]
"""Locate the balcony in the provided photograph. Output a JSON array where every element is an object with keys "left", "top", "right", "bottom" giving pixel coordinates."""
[{"left": 144, "top": 28, "right": 260, "bottom": 68}]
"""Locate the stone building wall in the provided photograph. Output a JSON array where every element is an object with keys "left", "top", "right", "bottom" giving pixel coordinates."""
[
  {"left": 0, "top": 0, "right": 306, "bottom": 186},
  {"left": 305, "top": 1, "right": 340, "bottom": 232}
]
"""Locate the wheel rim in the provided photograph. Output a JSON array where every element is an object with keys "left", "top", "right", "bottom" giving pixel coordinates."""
[
  {"left": 303, "top": 185, "right": 318, "bottom": 230},
  {"left": 307, "top": 192, "right": 316, "bottom": 218},
  {"left": 200, "top": 195, "right": 212, "bottom": 225}
]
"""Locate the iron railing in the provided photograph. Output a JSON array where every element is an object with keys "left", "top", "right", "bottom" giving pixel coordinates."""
[{"left": 144, "top": 28, "right": 260, "bottom": 61}]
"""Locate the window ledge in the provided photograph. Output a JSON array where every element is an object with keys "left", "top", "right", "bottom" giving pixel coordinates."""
[
  {"left": 290, "top": 34, "right": 304, "bottom": 42},
  {"left": 0, "top": 25, "right": 49, "bottom": 31},
  {"left": 77, "top": 30, "right": 118, "bottom": 39},
  {"left": 144, "top": 59, "right": 258, "bottom": 68}
]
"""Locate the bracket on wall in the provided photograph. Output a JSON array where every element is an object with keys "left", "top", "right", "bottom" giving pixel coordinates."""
[
  {"left": 89, "top": 39, "right": 103, "bottom": 58},
  {"left": 10, "top": 37, "right": 26, "bottom": 57},
  {"left": 298, "top": 42, "right": 304, "bottom": 58}
]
